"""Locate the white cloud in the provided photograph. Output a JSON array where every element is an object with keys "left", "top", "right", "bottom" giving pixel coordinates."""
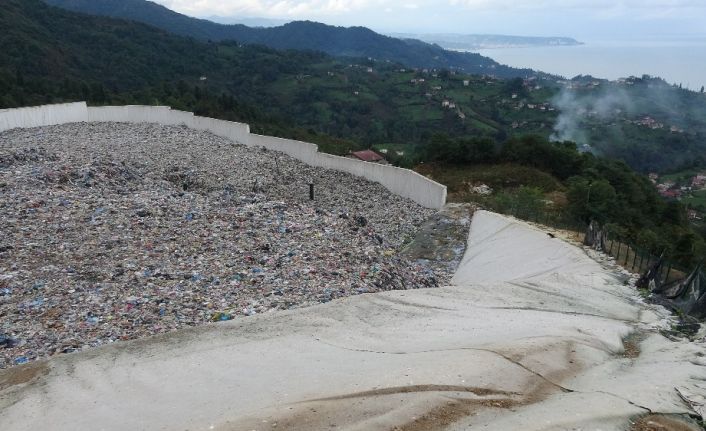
[
  {"left": 155, "top": 0, "right": 385, "bottom": 17},
  {"left": 449, "top": 0, "right": 706, "bottom": 19},
  {"left": 150, "top": 0, "right": 706, "bottom": 35},
  {"left": 449, "top": 0, "right": 706, "bottom": 9},
  {"left": 154, "top": 0, "right": 706, "bottom": 19}
]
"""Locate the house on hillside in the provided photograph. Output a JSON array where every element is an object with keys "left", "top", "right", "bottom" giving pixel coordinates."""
[
  {"left": 688, "top": 210, "right": 703, "bottom": 221},
  {"left": 348, "top": 150, "right": 388, "bottom": 164},
  {"left": 657, "top": 181, "right": 676, "bottom": 193},
  {"left": 659, "top": 189, "right": 682, "bottom": 199},
  {"left": 692, "top": 174, "right": 706, "bottom": 189}
]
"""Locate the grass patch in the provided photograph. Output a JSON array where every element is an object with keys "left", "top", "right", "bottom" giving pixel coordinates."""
[
  {"left": 399, "top": 104, "right": 444, "bottom": 121},
  {"left": 682, "top": 189, "right": 706, "bottom": 210},
  {"left": 416, "top": 163, "right": 565, "bottom": 200}
]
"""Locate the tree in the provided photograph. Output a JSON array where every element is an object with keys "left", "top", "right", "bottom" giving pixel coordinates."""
[
  {"left": 701, "top": 86, "right": 704, "bottom": 93},
  {"left": 636, "top": 229, "right": 660, "bottom": 253},
  {"left": 491, "top": 186, "right": 544, "bottom": 217},
  {"left": 424, "top": 133, "right": 456, "bottom": 162},
  {"left": 500, "top": 135, "right": 583, "bottom": 180},
  {"left": 176, "top": 80, "right": 188, "bottom": 96},
  {"left": 89, "top": 83, "right": 106, "bottom": 104},
  {"left": 566, "top": 177, "right": 617, "bottom": 223},
  {"left": 514, "top": 186, "right": 545, "bottom": 216},
  {"left": 504, "top": 77, "right": 527, "bottom": 97}
]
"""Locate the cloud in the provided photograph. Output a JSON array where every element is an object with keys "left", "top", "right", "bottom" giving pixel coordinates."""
[
  {"left": 155, "top": 0, "right": 385, "bottom": 17},
  {"left": 447, "top": 0, "right": 706, "bottom": 19},
  {"left": 449, "top": 0, "right": 705, "bottom": 9},
  {"left": 151, "top": 0, "right": 706, "bottom": 32}
]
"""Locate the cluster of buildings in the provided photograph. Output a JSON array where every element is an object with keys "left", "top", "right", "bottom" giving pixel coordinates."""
[
  {"left": 628, "top": 116, "right": 685, "bottom": 133},
  {"left": 633, "top": 116, "right": 664, "bottom": 130},
  {"left": 691, "top": 173, "right": 706, "bottom": 188},
  {"left": 651, "top": 173, "right": 706, "bottom": 220},
  {"left": 559, "top": 79, "right": 602, "bottom": 90},
  {"left": 516, "top": 102, "right": 554, "bottom": 112}
]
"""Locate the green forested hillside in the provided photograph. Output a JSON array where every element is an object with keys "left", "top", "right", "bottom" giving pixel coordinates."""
[
  {"left": 7, "top": 1, "right": 706, "bottom": 174},
  {"left": 0, "top": 0, "right": 548, "bottom": 148},
  {"left": 42, "top": 0, "right": 539, "bottom": 78},
  {"left": 551, "top": 76, "right": 706, "bottom": 173}
]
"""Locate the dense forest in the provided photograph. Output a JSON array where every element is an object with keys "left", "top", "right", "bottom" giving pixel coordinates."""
[
  {"left": 2, "top": 0, "right": 705, "bottom": 266},
  {"left": 416, "top": 134, "right": 702, "bottom": 265},
  {"left": 43, "top": 0, "right": 539, "bottom": 78},
  {"left": 6, "top": 1, "right": 706, "bottom": 173}
]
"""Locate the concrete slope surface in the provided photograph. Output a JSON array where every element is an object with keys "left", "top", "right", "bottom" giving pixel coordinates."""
[{"left": 1, "top": 210, "right": 704, "bottom": 430}]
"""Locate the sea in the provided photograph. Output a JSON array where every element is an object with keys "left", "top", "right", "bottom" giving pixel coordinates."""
[{"left": 474, "top": 39, "right": 706, "bottom": 91}]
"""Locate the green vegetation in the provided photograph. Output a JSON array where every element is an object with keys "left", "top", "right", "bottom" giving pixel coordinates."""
[
  {"left": 43, "top": 0, "right": 540, "bottom": 78},
  {"left": 0, "top": 0, "right": 554, "bottom": 153},
  {"left": 416, "top": 134, "right": 705, "bottom": 266},
  {"left": 683, "top": 190, "right": 706, "bottom": 210},
  {"left": 552, "top": 76, "right": 706, "bottom": 173}
]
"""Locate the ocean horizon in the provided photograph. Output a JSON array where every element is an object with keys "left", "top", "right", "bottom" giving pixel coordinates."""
[{"left": 474, "top": 38, "right": 706, "bottom": 91}]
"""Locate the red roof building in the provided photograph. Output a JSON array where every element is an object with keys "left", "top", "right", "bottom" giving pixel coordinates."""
[
  {"left": 659, "top": 189, "right": 682, "bottom": 199},
  {"left": 349, "top": 150, "right": 387, "bottom": 164}
]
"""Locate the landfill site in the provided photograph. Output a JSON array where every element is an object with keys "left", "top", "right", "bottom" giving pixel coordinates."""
[{"left": 1, "top": 122, "right": 706, "bottom": 430}]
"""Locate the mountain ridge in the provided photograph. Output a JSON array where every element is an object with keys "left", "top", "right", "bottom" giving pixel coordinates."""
[{"left": 42, "top": 0, "right": 540, "bottom": 78}]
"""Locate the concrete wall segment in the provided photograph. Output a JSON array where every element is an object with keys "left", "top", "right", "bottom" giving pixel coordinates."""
[{"left": 0, "top": 102, "right": 87, "bottom": 132}]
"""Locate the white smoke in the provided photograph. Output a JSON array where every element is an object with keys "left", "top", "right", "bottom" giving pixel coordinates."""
[{"left": 550, "top": 84, "right": 634, "bottom": 150}]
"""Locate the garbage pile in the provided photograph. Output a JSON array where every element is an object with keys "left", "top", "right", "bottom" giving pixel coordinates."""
[{"left": 0, "top": 123, "right": 440, "bottom": 368}]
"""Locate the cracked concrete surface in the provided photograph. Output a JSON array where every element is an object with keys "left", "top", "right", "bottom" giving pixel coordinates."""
[{"left": 0, "top": 210, "right": 704, "bottom": 430}]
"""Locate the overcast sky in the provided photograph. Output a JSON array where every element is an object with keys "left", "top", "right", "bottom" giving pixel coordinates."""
[{"left": 152, "top": 0, "right": 706, "bottom": 40}]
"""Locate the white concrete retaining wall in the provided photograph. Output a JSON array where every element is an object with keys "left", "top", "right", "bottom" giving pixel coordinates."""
[
  {"left": 0, "top": 102, "right": 87, "bottom": 133},
  {"left": 191, "top": 116, "right": 250, "bottom": 145},
  {"left": 314, "top": 153, "right": 447, "bottom": 209},
  {"left": 1, "top": 102, "right": 446, "bottom": 209},
  {"left": 87, "top": 105, "right": 173, "bottom": 125},
  {"left": 249, "top": 134, "right": 319, "bottom": 165}
]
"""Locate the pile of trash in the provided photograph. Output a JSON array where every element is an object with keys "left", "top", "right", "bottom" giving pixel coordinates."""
[{"left": 0, "top": 122, "right": 439, "bottom": 368}]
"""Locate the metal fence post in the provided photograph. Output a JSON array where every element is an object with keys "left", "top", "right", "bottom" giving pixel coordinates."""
[
  {"left": 616, "top": 242, "right": 622, "bottom": 263},
  {"left": 632, "top": 248, "right": 638, "bottom": 271},
  {"left": 664, "top": 264, "right": 672, "bottom": 283}
]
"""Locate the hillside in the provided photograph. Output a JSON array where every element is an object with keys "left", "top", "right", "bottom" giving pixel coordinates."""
[
  {"left": 551, "top": 75, "right": 706, "bottom": 173},
  {"left": 6, "top": 0, "right": 706, "bottom": 175},
  {"left": 0, "top": 0, "right": 549, "bottom": 150},
  {"left": 1, "top": 0, "right": 241, "bottom": 88},
  {"left": 42, "top": 0, "right": 540, "bottom": 78}
]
